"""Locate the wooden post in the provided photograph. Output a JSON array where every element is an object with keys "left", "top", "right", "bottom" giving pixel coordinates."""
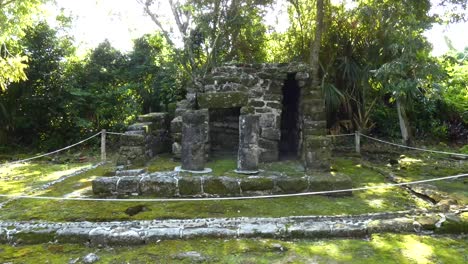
[
  {"left": 101, "top": 129, "right": 106, "bottom": 162},
  {"left": 355, "top": 131, "right": 361, "bottom": 154}
]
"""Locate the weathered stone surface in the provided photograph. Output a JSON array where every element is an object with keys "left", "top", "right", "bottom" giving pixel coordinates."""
[
  {"left": 56, "top": 228, "right": 90, "bottom": 243},
  {"left": 116, "top": 176, "right": 140, "bottom": 194},
  {"left": 181, "top": 110, "right": 209, "bottom": 171},
  {"left": 261, "top": 128, "right": 281, "bottom": 140},
  {"left": 203, "top": 176, "right": 240, "bottom": 196},
  {"left": 139, "top": 175, "right": 177, "bottom": 196},
  {"left": 172, "top": 142, "right": 182, "bottom": 159},
  {"left": 116, "top": 169, "right": 146, "bottom": 176},
  {"left": 239, "top": 115, "right": 260, "bottom": 146},
  {"left": 145, "top": 228, "right": 181, "bottom": 241},
  {"left": 276, "top": 177, "right": 308, "bottom": 193},
  {"left": 240, "top": 176, "right": 274, "bottom": 192},
  {"left": 170, "top": 116, "right": 183, "bottom": 133},
  {"left": 307, "top": 173, "right": 352, "bottom": 196},
  {"left": 138, "top": 112, "right": 169, "bottom": 129},
  {"left": 198, "top": 92, "right": 248, "bottom": 109},
  {"left": 83, "top": 253, "right": 100, "bottom": 264},
  {"left": 178, "top": 177, "right": 202, "bottom": 196},
  {"left": 259, "top": 149, "right": 279, "bottom": 162},
  {"left": 237, "top": 115, "right": 260, "bottom": 171},
  {"left": 128, "top": 122, "right": 154, "bottom": 133},
  {"left": 92, "top": 177, "right": 118, "bottom": 194}
]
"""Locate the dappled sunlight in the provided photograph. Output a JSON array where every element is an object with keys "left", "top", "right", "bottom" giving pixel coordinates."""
[
  {"left": 366, "top": 198, "right": 384, "bottom": 208},
  {"left": 401, "top": 236, "right": 434, "bottom": 264}
]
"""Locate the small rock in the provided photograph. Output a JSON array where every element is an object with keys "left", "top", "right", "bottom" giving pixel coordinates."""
[
  {"left": 68, "top": 258, "right": 80, "bottom": 264},
  {"left": 83, "top": 253, "right": 100, "bottom": 264},
  {"left": 269, "top": 243, "right": 287, "bottom": 252},
  {"left": 172, "top": 251, "right": 207, "bottom": 262}
]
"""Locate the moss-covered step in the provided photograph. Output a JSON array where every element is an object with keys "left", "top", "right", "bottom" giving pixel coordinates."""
[
  {"left": 91, "top": 172, "right": 352, "bottom": 197},
  {"left": 1, "top": 211, "right": 463, "bottom": 245}
]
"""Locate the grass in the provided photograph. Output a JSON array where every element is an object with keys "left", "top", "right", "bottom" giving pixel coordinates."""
[
  {"left": 0, "top": 234, "right": 466, "bottom": 263},
  {"left": 0, "top": 157, "right": 429, "bottom": 221}
]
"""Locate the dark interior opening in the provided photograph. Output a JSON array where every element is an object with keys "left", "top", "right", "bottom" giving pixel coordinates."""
[
  {"left": 279, "top": 73, "right": 301, "bottom": 159},
  {"left": 209, "top": 107, "right": 240, "bottom": 154}
]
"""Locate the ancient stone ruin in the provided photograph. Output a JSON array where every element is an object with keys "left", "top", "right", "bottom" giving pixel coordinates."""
[
  {"left": 93, "top": 63, "right": 351, "bottom": 197},
  {"left": 172, "top": 62, "right": 330, "bottom": 172}
]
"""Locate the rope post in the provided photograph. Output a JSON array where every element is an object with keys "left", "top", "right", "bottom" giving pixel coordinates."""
[
  {"left": 355, "top": 131, "right": 361, "bottom": 154},
  {"left": 101, "top": 129, "right": 106, "bottom": 162}
]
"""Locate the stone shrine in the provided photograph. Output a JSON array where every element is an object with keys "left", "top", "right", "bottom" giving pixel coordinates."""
[{"left": 171, "top": 62, "right": 330, "bottom": 172}]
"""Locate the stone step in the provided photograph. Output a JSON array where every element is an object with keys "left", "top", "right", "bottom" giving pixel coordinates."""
[
  {"left": 0, "top": 211, "right": 454, "bottom": 245},
  {"left": 92, "top": 173, "right": 352, "bottom": 197},
  {"left": 127, "top": 122, "right": 153, "bottom": 132},
  {"left": 115, "top": 169, "right": 147, "bottom": 177}
]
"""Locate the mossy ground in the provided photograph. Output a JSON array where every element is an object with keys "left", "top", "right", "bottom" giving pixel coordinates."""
[
  {"left": 0, "top": 155, "right": 433, "bottom": 221},
  {"left": 0, "top": 234, "right": 466, "bottom": 263}
]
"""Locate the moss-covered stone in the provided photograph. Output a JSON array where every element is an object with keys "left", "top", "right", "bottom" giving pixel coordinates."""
[
  {"left": 92, "top": 177, "right": 118, "bottom": 194},
  {"left": 178, "top": 177, "right": 202, "bottom": 196},
  {"left": 139, "top": 176, "right": 177, "bottom": 197},
  {"left": 307, "top": 173, "right": 352, "bottom": 196},
  {"left": 14, "top": 230, "right": 56, "bottom": 244},
  {"left": 276, "top": 177, "right": 308, "bottom": 193},
  {"left": 198, "top": 92, "right": 248, "bottom": 109},
  {"left": 240, "top": 177, "right": 274, "bottom": 192},
  {"left": 203, "top": 176, "right": 240, "bottom": 196}
]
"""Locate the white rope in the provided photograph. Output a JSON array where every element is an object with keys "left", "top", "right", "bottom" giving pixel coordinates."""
[
  {"left": 361, "top": 134, "right": 468, "bottom": 157},
  {"left": 106, "top": 132, "right": 142, "bottom": 137},
  {"left": 0, "top": 132, "right": 102, "bottom": 166},
  {"left": 327, "top": 133, "right": 355, "bottom": 137},
  {"left": 0, "top": 173, "right": 465, "bottom": 202}
]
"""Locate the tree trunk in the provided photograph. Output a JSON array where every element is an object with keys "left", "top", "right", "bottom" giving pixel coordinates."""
[
  {"left": 396, "top": 98, "right": 411, "bottom": 146},
  {"left": 310, "top": 0, "right": 324, "bottom": 89}
]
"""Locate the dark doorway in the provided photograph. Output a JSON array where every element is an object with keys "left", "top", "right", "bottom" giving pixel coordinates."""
[
  {"left": 279, "top": 73, "right": 300, "bottom": 159},
  {"left": 209, "top": 107, "right": 240, "bottom": 154}
]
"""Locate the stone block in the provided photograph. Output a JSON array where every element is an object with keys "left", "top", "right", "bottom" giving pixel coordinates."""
[
  {"left": 181, "top": 110, "right": 209, "bottom": 171},
  {"left": 138, "top": 112, "right": 169, "bottom": 129},
  {"left": 303, "top": 120, "right": 326, "bottom": 130},
  {"left": 239, "top": 115, "right": 260, "bottom": 146},
  {"left": 171, "top": 116, "right": 183, "bottom": 133},
  {"left": 263, "top": 94, "right": 283, "bottom": 101},
  {"left": 295, "top": 72, "right": 310, "bottom": 80},
  {"left": 259, "top": 149, "right": 279, "bottom": 162},
  {"left": 261, "top": 128, "right": 281, "bottom": 141},
  {"left": 120, "top": 134, "right": 145, "bottom": 146},
  {"left": 128, "top": 122, "right": 154, "bottom": 133},
  {"left": 56, "top": 228, "right": 91, "bottom": 243},
  {"left": 307, "top": 173, "right": 352, "bottom": 196},
  {"left": 240, "top": 176, "right": 274, "bottom": 192},
  {"left": 237, "top": 147, "right": 260, "bottom": 171},
  {"left": 275, "top": 177, "right": 308, "bottom": 193},
  {"left": 203, "top": 176, "right": 240, "bottom": 196},
  {"left": 139, "top": 175, "right": 177, "bottom": 197},
  {"left": 259, "top": 113, "right": 280, "bottom": 128},
  {"left": 259, "top": 138, "right": 279, "bottom": 151},
  {"left": 266, "top": 102, "right": 282, "bottom": 109},
  {"left": 92, "top": 177, "right": 118, "bottom": 194},
  {"left": 172, "top": 142, "right": 182, "bottom": 159},
  {"left": 178, "top": 177, "right": 202, "bottom": 196},
  {"left": 249, "top": 100, "right": 265, "bottom": 107},
  {"left": 198, "top": 92, "right": 248, "bottom": 109},
  {"left": 116, "top": 176, "right": 140, "bottom": 194}
]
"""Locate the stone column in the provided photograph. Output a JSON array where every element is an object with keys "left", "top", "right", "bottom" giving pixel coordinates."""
[
  {"left": 237, "top": 114, "right": 260, "bottom": 172},
  {"left": 181, "top": 109, "right": 209, "bottom": 171}
]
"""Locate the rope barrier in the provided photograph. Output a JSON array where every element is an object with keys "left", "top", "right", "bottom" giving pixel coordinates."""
[
  {"left": 106, "top": 131, "right": 142, "bottom": 137},
  {"left": 327, "top": 133, "right": 355, "bottom": 137},
  {"left": 0, "top": 132, "right": 102, "bottom": 166},
  {"left": 361, "top": 134, "right": 468, "bottom": 157},
  {"left": 0, "top": 173, "right": 465, "bottom": 202}
]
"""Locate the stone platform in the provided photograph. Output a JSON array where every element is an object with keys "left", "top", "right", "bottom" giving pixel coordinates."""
[{"left": 92, "top": 170, "right": 352, "bottom": 197}]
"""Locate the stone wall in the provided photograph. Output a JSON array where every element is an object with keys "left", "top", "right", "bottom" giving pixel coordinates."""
[
  {"left": 117, "top": 113, "right": 171, "bottom": 166},
  {"left": 171, "top": 62, "right": 330, "bottom": 171}
]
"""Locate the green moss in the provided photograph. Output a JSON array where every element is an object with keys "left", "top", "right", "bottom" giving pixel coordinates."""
[
  {"left": 146, "top": 154, "right": 179, "bottom": 173},
  {"left": 1, "top": 234, "right": 466, "bottom": 263},
  {"left": 198, "top": 92, "right": 248, "bottom": 109}
]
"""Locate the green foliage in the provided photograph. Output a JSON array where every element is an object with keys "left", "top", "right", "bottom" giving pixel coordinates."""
[{"left": 0, "top": 0, "right": 48, "bottom": 90}]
